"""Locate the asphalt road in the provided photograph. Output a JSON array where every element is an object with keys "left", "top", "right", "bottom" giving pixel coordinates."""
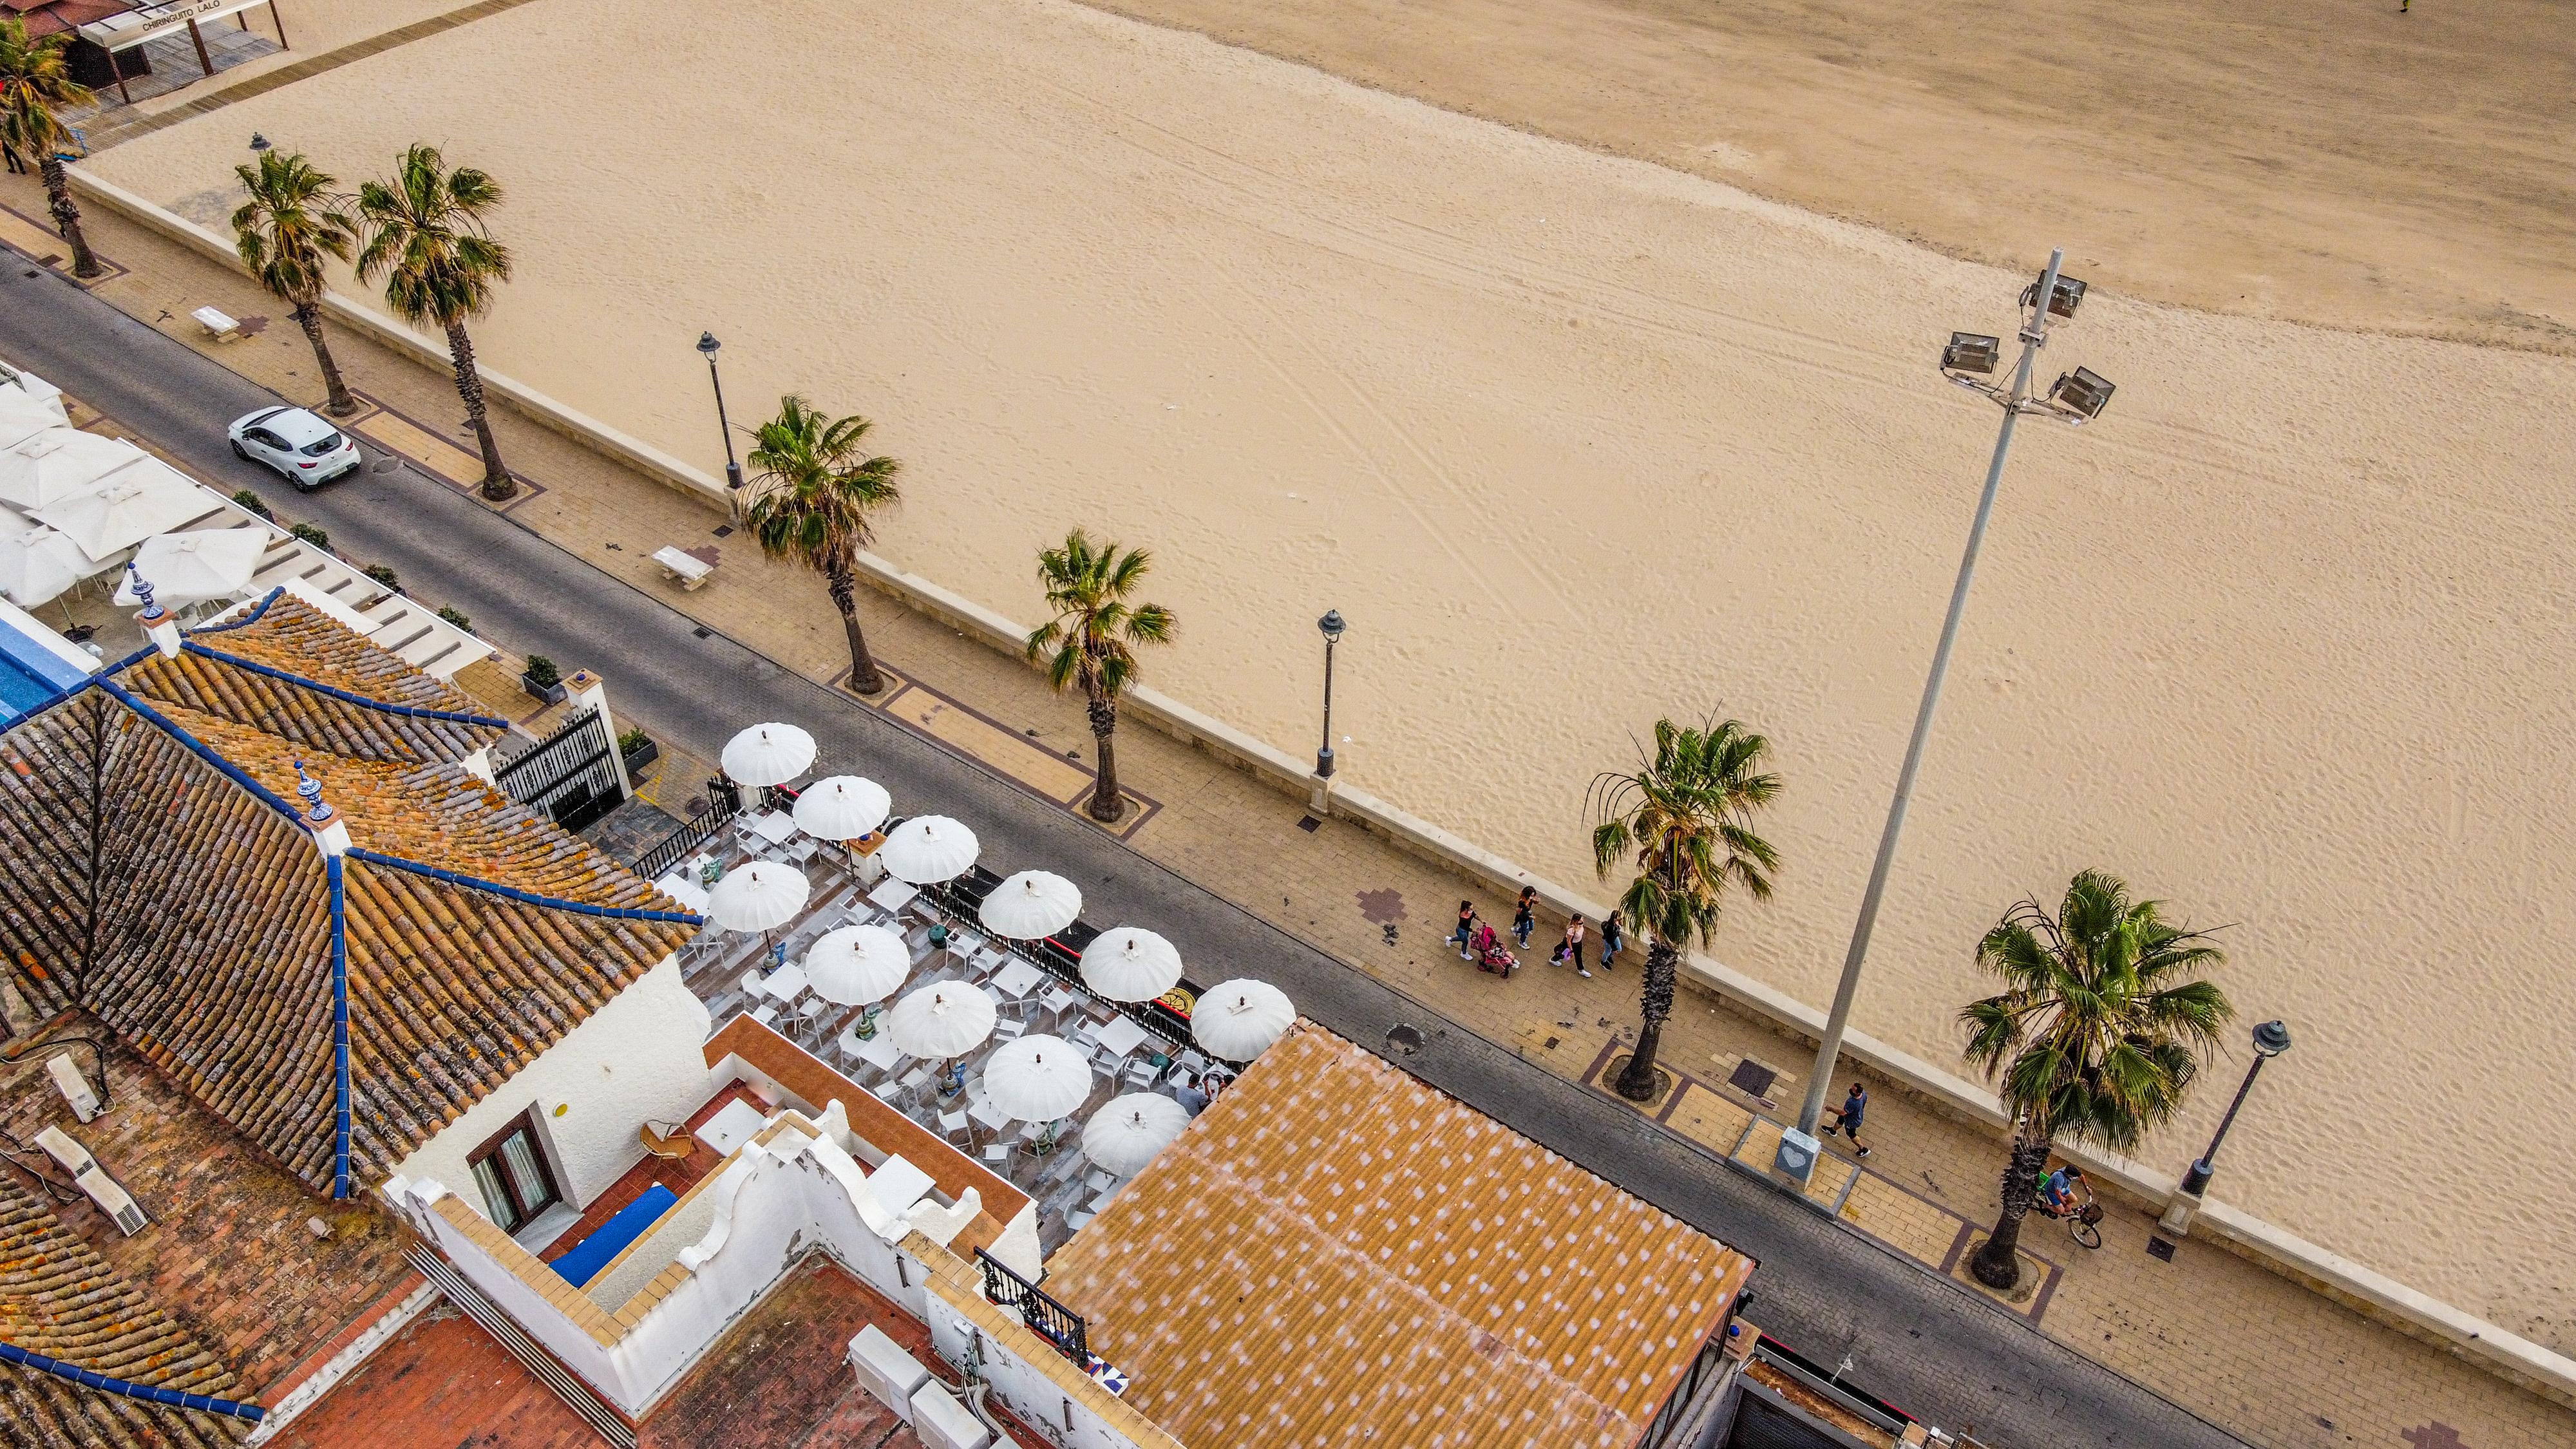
[{"left": 0, "top": 261, "right": 2247, "bottom": 1449}]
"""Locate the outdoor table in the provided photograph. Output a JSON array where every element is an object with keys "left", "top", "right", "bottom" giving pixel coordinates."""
[
  {"left": 1094, "top": 1015, "right": 1149, "bottom": 1059},
  {"left": 763, "top": 963, "right": 810, "bottom": 1002},
  {"left": 653, "top": 871, "right": 711, "bottom": 914},
  {"left": 868, "top": 1156, "right": 935, "bottom": 1220},
  {"left": 744, "top": 810, "right": 799, "bottom": 847},
  {"left": 992, "top": 960, "right": 1045, "bottom": 999},
  {"left": 868, "top": 877, "right": 920, "bottom": 913},
  {"left": 699, "top": 1099, "right": 770, "bottom": 1155},
  {"left": 852, "top": 1033, "right": 905, "bottom": 1074}
]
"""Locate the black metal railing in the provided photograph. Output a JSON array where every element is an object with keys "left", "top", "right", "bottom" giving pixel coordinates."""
[
  {"left": 915, "top": 862, "right": 1206, "bottom": 1056},
  {"left": 977, "top": 1249, "right": 1088, "bottom": 1366},
  {"left": 629, "top": 781, "right": 804, "bottom": 882}
]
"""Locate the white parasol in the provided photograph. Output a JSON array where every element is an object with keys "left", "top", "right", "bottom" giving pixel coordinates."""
[
  {"left": 978, "top": 1034, "right": 1092, "bottom": 1122},
  {"left": 0, "top": 430, "right": 148, "bottom": 510},
  {"left": 1079, "top": 1092, "right": 1189, "bottom": 1176},
  {"left": 804, "top": 923, "right": 911, "bottom": 1006},
  {"left": 1079, "top": 926, "right": 1183, "bottom": 1003},
  {"left": 721, "top": 721, "right": 815, "bottom": 786},
  {"left": 704, "top": 860, "right": 810, "bottom": 933},
  {"left": 1191, "top": 979, "right": 1294, "bottom": 1061},
  {"left": 0, "top": 527, "right": 93, "bottom": 607},
  {"left": 112, "top": 529, "right": 265, "bottom": 606},
  {"left": 979, "top": 869, "right": 1081, "bottom": 940},
  {"left": 33, "top": 460, "right": 211, "bottom": 562},
  {"left": 0, "top": 396, "right": 67, "bottom": 450},
  {"left": 886, "top": 982, "right": 997, "bottom": 1059},
  {"left": 791, "top": 775, "right": 891, "bottom": 842},
  {"left": 879, "top": 815, "right": 978, "bottom": 884}
]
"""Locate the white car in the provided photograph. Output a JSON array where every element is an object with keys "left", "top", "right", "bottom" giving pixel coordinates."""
[{"left": 229, "top": 405, "right": 362, "bottom": 491}]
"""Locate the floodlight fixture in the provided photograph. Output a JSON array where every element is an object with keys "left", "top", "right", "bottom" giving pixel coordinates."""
[
  {"left": 2022, "top": 271, "right": 2087, "bottom": 320},
  {"left": 2050, "top": 366, "right": 2116, "bottom": 421},
  {"left": 1942, "top": 332, "right": 2001, "bottom": 376}
]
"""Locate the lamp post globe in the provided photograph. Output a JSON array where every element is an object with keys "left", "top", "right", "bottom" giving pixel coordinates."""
[
  {"left": 1315, "top": 610, "right": 1346, "bottom": 779},
  {"left": 697, "top": 332, "right": 744, "bottom": 490},
  {"left": 2179, "top": 1020, "right": 2292, "bottom": 1197}
]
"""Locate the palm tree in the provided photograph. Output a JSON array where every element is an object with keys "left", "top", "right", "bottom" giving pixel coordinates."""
[
  {"left": 742, "top": 394, "right": 902, "bottom": 694},
  {"left": 232, "top": 150, "right": 360, "bottom": 417},
  {"left": 0, "top": 19, "right": 100, "bottom": 279},
  {"left": 355, "top": 144, "right": 515, "bottom": 499},
  {"left": 1025, "top": 530, "right": 1174, "bottom": 823},
  {"left": 1960, "top": 870, "right": 2233, "bottom": 1289},
  {"left": 1588, "top": 717, "right": 1780, "bottom": 1101}
]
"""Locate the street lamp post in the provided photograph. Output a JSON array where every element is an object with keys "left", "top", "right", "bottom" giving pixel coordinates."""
[
  {"left": 1314, "top": 610, "right": 1346, "bottom": 779},
  {"left": 2179, "top": 1020, "right": 2291, "bottom": 1196},
  {"left": 697, "top": 332, "right": 744, "bottom": 491},
  {"left": 1777, "top": 249, "right": 2118, "bottom": 1184}
]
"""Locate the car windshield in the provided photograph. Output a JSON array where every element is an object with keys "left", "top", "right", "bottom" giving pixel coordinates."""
[{"left": 299, "top": 433, "right": 343, "bottom": 457}]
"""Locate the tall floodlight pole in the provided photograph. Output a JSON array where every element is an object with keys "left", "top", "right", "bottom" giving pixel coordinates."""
[{"left": 1776, "top": 249, "right": 2119, "bottom": 1184}]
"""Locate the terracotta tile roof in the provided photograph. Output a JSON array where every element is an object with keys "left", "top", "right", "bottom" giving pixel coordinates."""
[
  {"left": 124, "top": 598, "right": 504, "bottom": 765},
  {"left": 0, "top": 1175, "right": 247, "bottom": 1446},
  {"left": 1041, "top": 1023, "right": 1754, "bottom": 1449},
  {"left": 0, "top": 611, "right": 693, "bottom": 1195}
]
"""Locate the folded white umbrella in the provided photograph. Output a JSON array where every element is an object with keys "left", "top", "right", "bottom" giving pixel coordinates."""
[
  {"left": 804, "top": 923, "right": 911, "bottom": 1006},
  {"left": 0, "top": 527, "right": 90, "bottom": 608},
  {"left": 980, "top": 1034, "right": 1092, "bottom": 1122},
  {"left": 886, "top": 982, "right": 996, "bottom": 1059},
  {"left": 1079, "top": 926, "right": 1184, "bottom": 1003},
  {"left": 33, "top": 460, "right": 210, "bottom": 563},
  {"left": 705, "top": 860, "right": 810, "bottom": 933},
  {"left": 0, "top": 430, "right": 147, "bottom": 510},
  {"left": 792, "top": 775, "right": 891, "bottom": 841},
  {"left": 879, "top": 815, "right": 978, "bottom": 884},
  {"left": 1080, "top": 1092, "right": 1189, "bottom": 1176},
  {"left": 721, "top": 721, "right": 815, "bottom": 786},
  {"left": 1192, "top": 979, "right": 1294, "bottom": 1061},
  {"left": 979, "top": 869, "right": 1081, "bottom": 940},
  {"left": 112, "top": 529, "right": 265, "bottom": 606}
]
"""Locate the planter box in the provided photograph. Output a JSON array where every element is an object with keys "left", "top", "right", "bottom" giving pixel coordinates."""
[
  {"left": 522, "top": 673, "right": 567, "bottom": 705},
  {"left": 621, "top": 739, "right": 660, "bottom": 775}
]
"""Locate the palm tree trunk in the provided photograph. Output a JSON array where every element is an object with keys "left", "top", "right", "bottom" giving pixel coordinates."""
[
  {"left": 1971, "top": 1125, "right": 2054, "bottom": 1288},
  {"left": 824, "top": 553, "right": 884, "bottom": 695},
  {"left": 440, "top": 321, "right": 515, "bottom": 500},
  {"left": 294, "top": 300, "right": 357, "bottom": 417},
  {"left": 1084, "top": 696, "right": 1124, "bottom": 822},
  {"left": 1615, "top": 939, "right": 1679, "bottom": 1101},
  {"left": 37, "top": 157, "right": 100, "bottom": 279}
]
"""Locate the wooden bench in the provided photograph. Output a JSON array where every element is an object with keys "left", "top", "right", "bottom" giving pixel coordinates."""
[{"left": 652, "top": 544, "right": 717, "bottom": 591}]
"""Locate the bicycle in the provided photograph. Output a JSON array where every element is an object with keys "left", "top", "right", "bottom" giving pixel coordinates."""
[{"left": 2035, "top": 1188, "right": 2104, "bottom": 1249}]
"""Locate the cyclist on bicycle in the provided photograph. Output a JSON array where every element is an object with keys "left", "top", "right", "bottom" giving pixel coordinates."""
[{"left": 2039, "top": 1164, "right": 2083, "bottom": 1215}]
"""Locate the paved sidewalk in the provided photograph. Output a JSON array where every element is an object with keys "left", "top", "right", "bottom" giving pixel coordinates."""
[{"left": 15, "top": 171, "right": 2570, "bottom": 1449}]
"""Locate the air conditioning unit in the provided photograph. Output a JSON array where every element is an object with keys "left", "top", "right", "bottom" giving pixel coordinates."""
[
  {"left": 77, "top": 1166, "right": 149, "bottom": 1236},
  {"left": 849, "top": 1325, "right": 931, "bottom": 1421},
  {"left": 908, "top": 1382, "right": 992, "bottom": 1449},
  {"left": 46, "top": 1054, "right": 100, "bottom": 1122}
]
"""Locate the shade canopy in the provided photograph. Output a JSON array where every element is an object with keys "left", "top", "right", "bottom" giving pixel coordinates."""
[
  {"left": 704, "top": 860, "right": 810, "bottom": 933},
  {"left": 721, "top": 721, "right": 815, "bottom": 786},
  {"left": 0, "top": 430, "right": 146, "bottom": 510},
  {"left": 879, "top": 815, "right": 978, "bottom": 884},
  {"left": 792, "top": 775, "right": 891, "bottom": 841},
  {"left": 1079, "top": 926, "right": 1183, "bottom": 1003},
  {"left": 113, "top": 529, "right": 265, "bottom": 605},
  {"left": 804, "top": 923, "right": 911, "bottom": 1006},
  {"left": 32, "top": 460, "right": 210, "bottom": 562},
  {"left": 886, "top": 982, "right": 996, "bottom": 1059},
  {"left": 979, "top": 869, "right": 1081, "bottom": 940},
  {"left": 1079, "top": 1092, "right": 1189, "bottom": 1176},
  {"left": 1191, "top": 979, "right": 1294, "bottom": 1061},
  {"left": 0, "top": 396, "right": 67, "bottom": 450},
  {"left": 979, "top": 1034, "right": 1093, "bottom": 1122},
  {"left": 0, "top": 527, "right": 93, "bottom": 607}
]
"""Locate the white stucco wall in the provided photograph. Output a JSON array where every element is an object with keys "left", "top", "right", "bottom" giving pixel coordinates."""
[{"left": 390, "top": 954, "right": 714, "bottom": 1214}]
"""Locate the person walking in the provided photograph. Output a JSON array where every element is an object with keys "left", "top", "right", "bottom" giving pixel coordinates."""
[
  {"left": 1823, "top": 1081, "right": 1873, "bottom": 1159},
  {"left": 1452, "top": 900, "right": 1477, "bottom": 960},
  {"left": 1561, "top": 915, "right": 1590, "bottom": 978},
  {"left": 1511, "top": 886, "right": 1537, "bottom": 950},
  {"left": 1598, "top": 911, "right": 1624, "bottom": 973}
]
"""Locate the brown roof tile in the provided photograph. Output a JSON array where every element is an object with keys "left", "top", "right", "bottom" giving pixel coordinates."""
[{"left": 1041, "top": 1023, "right": 1753, "bottom": 1449}]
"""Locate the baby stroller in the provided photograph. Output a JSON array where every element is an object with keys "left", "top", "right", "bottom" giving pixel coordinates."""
[{"left": 1471, "top": 922, "right": 1518, "bottom": 978}]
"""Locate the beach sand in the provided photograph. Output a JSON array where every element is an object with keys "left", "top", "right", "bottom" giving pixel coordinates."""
[{"left": 84, "top": 0, "right": 2576, "bottom": 1343}]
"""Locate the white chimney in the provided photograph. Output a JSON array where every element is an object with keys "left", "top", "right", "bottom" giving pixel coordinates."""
[{"left": 45, "top": 1053, "right": 99, "bottom": 1122}]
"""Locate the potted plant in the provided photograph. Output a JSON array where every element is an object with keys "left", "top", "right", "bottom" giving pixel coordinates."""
[
  {"left": 520, "top": 654, "right": 565, "bottom": 705},
  {"left": 618, "top": 726, "right": 658, "bottom": 775}
]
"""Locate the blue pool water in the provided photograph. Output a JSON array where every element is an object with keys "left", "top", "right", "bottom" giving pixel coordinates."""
[{"left": 0, "top": 615, "right": 88, "bottom": 726}]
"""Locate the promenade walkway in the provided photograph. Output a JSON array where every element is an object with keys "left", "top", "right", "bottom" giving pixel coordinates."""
[{"left": 5, "top": 170, "right": 2566, "bottom": 1449}]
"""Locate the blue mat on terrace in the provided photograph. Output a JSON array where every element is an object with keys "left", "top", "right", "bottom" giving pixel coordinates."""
[{"left": 549, "top": 1184, "right": 679, "bottom": 1287}]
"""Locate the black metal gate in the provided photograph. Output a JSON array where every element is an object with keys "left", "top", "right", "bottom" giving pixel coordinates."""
[{"left": 494, "top": 705, "right": 623, "bottom": 833}]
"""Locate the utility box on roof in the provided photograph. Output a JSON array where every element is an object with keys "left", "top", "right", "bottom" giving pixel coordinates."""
[
  {"left": 849, "top": 1325, "right": 931, "bottom": 1421},
  {"left": 908, "top": 1381, "right": 992, "bottom": 1449}
]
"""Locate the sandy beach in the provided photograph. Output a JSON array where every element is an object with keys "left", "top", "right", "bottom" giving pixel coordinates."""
[{"left": 82, "top": 0, "right": 2576, "bottom": 1344}]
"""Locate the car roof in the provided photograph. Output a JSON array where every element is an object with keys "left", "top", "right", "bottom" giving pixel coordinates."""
[{"left": 261, "top": 408, "right": 338, "bottom": 445}]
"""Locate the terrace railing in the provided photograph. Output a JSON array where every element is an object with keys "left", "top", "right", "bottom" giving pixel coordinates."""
[{"left": 977, "top": 1248, "right": 1088, "bottom": 1366}]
